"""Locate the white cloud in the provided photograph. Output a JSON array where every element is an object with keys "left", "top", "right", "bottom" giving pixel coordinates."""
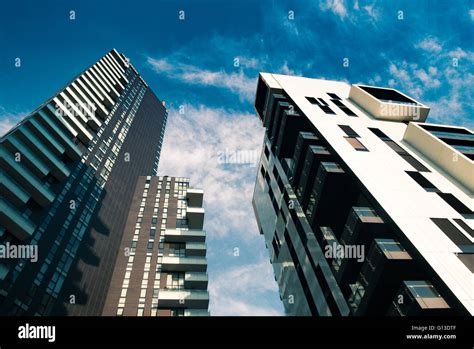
[
  {"left": 320, "top": 0, "right": 348, "bottom": 19},
  {"left": 0, "top": 109, "right": 26, "bottom": 137},
  {"left": 416, "top": 37, "right": 442, "bottom": 53},
  {"left": 147, "top": 56, "right": 257, "bottom": 102},
  {"left": 414, "top": 68, "right": 441, "bottom": 89},
  {"left": 209, "top": 259, "right": 283, "bottom": 315},
  {"left": 363, "top": 4, "right": 379, "bottom": 20},
  {"left": 387, "top": 41, "right": 474, "bottom": 128},
  {"left": 470, "top": 9, "right": 474, "bottom": 21},
  {"left": 279, "top": 61, "right": 298, "bottom": 75},
  {"left": 157, "top": 104, "right": 265, "bottom": 238},
  {"left": 388, "top": 62, "right": 423, "bottom": 98}
]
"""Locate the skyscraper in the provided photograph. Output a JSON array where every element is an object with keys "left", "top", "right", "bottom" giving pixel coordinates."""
[
  {"left": 252, "top": 73, "right": 473, "bottom": 316},
  {"left": 0, "top": 49, "right": 167, "bottom": 315},
  {"left": 103, "top": 176, "right": 209, "bottom": 316}
]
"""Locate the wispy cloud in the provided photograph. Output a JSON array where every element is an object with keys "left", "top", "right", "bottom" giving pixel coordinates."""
[
  {"left": 157, "top": 103, "right": 264, "bottom": 239},
  {"left": 387, "top": 38, "right": 474, "bottom": 128},
  {"left": 320, "top": 0, "right": 348, "bottom": 19},
  {"left": 157, "top": 104, "right": 283, "bottom": 315},
  {"left": 416, "top": 37, "right": 443, "bottom": 53},
  {"left": 147, "top": 56, "right": 257, "bottom": 102},
  {"left": 0, "top": 108, "right": 26, "bottom": 137},
  {"left": 209, "top": 259, "right": 283, "bottom": 316},
  {"left": 470, "top": 9, "right": 474, "bottom": 21}
]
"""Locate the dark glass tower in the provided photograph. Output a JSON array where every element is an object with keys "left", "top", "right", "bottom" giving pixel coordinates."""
[{"left": 0, "top": 49, "right": 167, "bottom": 315}]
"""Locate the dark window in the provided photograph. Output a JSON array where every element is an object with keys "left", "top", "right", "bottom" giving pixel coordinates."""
[
  {"left": 306, "top": 97, "right": 335, "bottom": 115},
  {"left": 369, "top": 127, "right": 389, "bottom": 140},
  {"left": 420, "top": 124, "right": 472, "bottom": 135},
  {"left": 277, "top": 176, "right": 284, "bottom": 192},
  {"left": 454, "top": 219, "right": 474, "bottom": 238},
  {"left": 327, "top": 93, "right": 341, "bottom": 100},
  {"left": 437, "top": 193, "right": 473, "bottom": 215},
  {"left": 260, "top": 165, "right": 266, "bottom": 178},
  {"left": 400, "top": 154, "right": 430, "bottom": 172},
  {"left": 295, "top": 217, "right": 308, "bottom": 245},
  {"left": 359, "top": 85, "right": 417, "bottom": 104},
  {"left": 268, "top": 186, "right": 279, "bottom": 213},
  {"left": 345, "top": 137, "right": 368, "bottom": 151},
  {"left": 272, "top": 232, "right": 282, "bottom": 258},
  {"left": 339, "top": 125, "right": 360, "bottom": 138},
  {"left": 273, "top": 166, "right": 279, "bottom": 182},
  {"left": 314, "top": 265, "right": 340, "bottom": 316},
  {"left": 431, "top": 218, "right": 471, "bottom": 245},
  {"left": 406, "top": 171, "right": 439, "bottom": 192},
  {"left": 331, "top": 99, "right": 357, "bottom": 116},
  {"left": 457, "top": 253, "right": 474, "bottom": 273},
  {"left": 272, "top": 237, "right": 280, "bottom": 258},
  {"left": 284, "top": 229, "right": 318, "bottom": 316},
  {"left": 255, "top": 76, "right": 269, "bottom": 120},
  {"left": 264, "top": 145, "right": 270, "bottom": 159},
  {"left": 369, "top": 128, "right": 429, "bottom": 172},
  {"left": 265, "top": 171, "right": 270, "bottom": 184}
]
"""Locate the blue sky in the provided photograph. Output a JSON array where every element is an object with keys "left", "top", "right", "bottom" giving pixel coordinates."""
[{"left": 0, "top": 0, "right": 473, "bottom": 315}]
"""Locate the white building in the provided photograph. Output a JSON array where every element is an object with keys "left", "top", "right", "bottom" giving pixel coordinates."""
[{"left": 252, "top": 73, "right": 473, "bottom": 316}]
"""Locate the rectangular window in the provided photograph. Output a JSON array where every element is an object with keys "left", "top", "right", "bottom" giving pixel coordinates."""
[
  {"left": 431, "top": 218, "right": 471, "bottom": 245},
  {"left": 406, "top": 171, "right": 439, "bottom": 192},
  {"left": 369, "top": 128, "right": 429, "bottom": 172},
  {"left": 345, "top": 137, "right": 368, "bottom": 151},
  {"left": 457, "top": 253, "right": 474, "bottom": 273},
  {"left": 306, "top": 96, "right": 335, "bottom": 114},
  {"left": 437, "top": 193, "right": 473, "bottom": 215},
  {"left": 168, "top": 243, "right": 186, "bottom": 257},
  {"left": 454, "top": 219, "right": 474, "bottom": 238},
  {"left": 339, "top": 125, "right": 360, "bottom": 138},
  {"left": 264, "top": 145, "right": 270, "bottom": 159},
  {"left": 166, "top": 273, "right": 185, "bottom": 289},
  {"left": 331, "top": 99, "right": 357, "bottom": 116},
  {"left": 327, "top": 93, "right": 341, "bottom": 100}
]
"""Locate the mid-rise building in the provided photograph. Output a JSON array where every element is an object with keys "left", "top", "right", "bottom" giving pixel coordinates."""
[
  {"left": 252, "top": 73, "right": 473, "bottom": 316},
  {"left": 0, "top": 49, "right": 167, "bottom": 315},
  {"left": 103, "top": 176, "right": 209, "bottom": 316}
]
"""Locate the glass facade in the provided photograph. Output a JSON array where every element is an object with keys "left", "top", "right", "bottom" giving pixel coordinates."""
[{"left": 0, "top": 50, "right": 168, "bottom": 315}]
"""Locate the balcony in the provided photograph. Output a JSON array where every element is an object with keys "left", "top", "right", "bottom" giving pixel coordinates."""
[
  {"left": 348, "top": 239, "right": 416, "bottom": 316},
  {"left": 164, "top": 229, "right": 206, "bottom": 243},
  {"left": 275, "top": 108, "right": 311, "bottom": 160},
  {"left": 184, "top": 309, "right": 210, "bottom": 316},
  {"left": 0, "top": 171, "right": 30, "bottom": 207},
  {"left": 291, "top": 132, "right": 320, "bottom": 186},
  {"left": 187, "top": 207, "right": 205, "bottom": 230},
  {"left": 185, "top": 242, "right": 206, "bottom": 256},
  {"left": 387, "top": 281, "right": 452, "bottom": 316},
  {"left": 184, "top": 272, "right": 208, "bottom": 289},
  {"left": 0, "top": 197, "right": 36, "bottom": 240},
  {"left": 306, "top": 162, "right": 358, "bottom": 233},
  {"left": 0, "top": 146, "right": 55, "bottom": 207},
  {"left": 161, "top": 256, "right": 207, "bottom": 272},
  {"left": 187, "top": 188, "right": 203, "bottom": 207},
  {"left": 158, "top": 289, "right": 209, "bottom": 309},
  {"left": 349, "top": 84, "right": 429, "bottom": 122},
  {"left": 295, "top": 145, "right": 333, "bottom": 210}
]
